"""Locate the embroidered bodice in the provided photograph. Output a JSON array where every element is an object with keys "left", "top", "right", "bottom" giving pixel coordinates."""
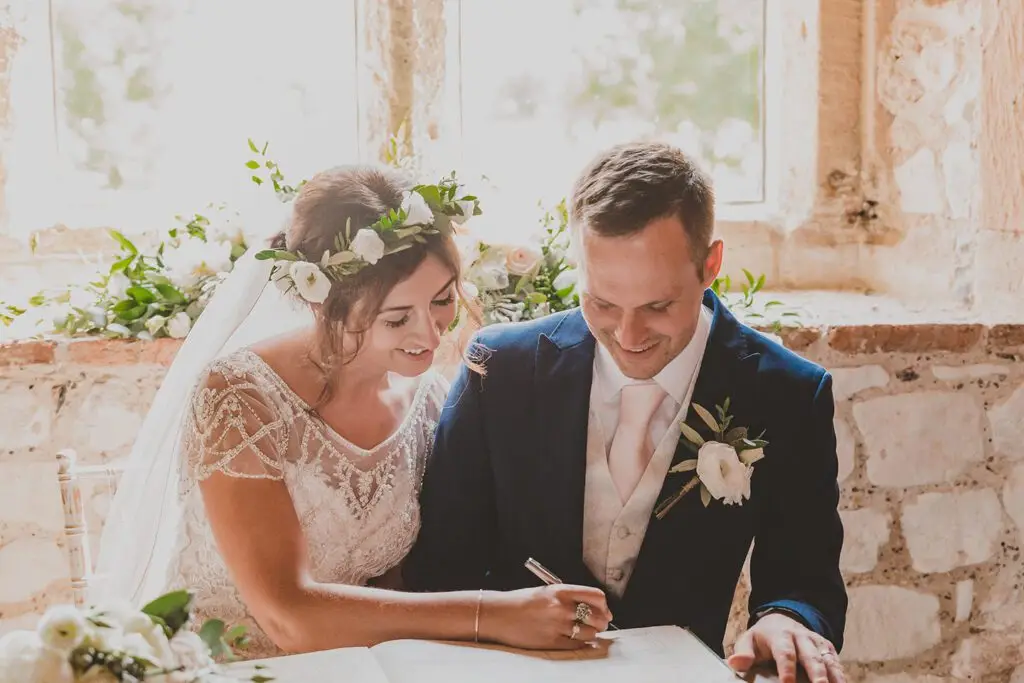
[{"left": 163, "top": 349, "right": 448, "bottom": 659}]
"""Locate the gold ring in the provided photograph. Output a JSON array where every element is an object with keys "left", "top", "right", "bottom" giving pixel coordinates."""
[{"left": 574, "top": 602, "right": 592, "bottom": 623}]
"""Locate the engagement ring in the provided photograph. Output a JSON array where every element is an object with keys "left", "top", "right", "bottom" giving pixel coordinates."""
[
  {"left": 574, "top": 602, "right": 592, "bottom": 624},
  {"left": 570, "top": 622, "right": 581, "bottom": 640}
]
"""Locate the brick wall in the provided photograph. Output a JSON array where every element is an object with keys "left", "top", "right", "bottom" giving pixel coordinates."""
[{"left": 2, "top": 323, "right": 1023, "bottom": 679}]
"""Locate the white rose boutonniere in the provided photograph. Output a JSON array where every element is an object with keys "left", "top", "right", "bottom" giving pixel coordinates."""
[{"left": 654, "top": 397, "right": 767, "bottom": 520}]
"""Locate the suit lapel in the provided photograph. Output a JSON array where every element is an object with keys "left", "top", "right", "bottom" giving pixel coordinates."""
[
  {"left": 532, "top": 310, "right": 599, "bottom": 586},
  {"left": 620, "top": 290, "right": 763, "bottom": 610}
]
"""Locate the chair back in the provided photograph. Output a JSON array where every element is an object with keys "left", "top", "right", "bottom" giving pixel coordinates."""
[{"left": 56, "top": 449, "right": 124, "bottom": 607}]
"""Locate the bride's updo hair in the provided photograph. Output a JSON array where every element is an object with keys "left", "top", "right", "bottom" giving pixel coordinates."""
[{"left": 269, "top": 164, "right": 479, "bottom": 399}]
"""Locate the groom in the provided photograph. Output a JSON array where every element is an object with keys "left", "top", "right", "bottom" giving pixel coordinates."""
[{"left": 404, "top": 142, "right": 847, "bottom": 683}]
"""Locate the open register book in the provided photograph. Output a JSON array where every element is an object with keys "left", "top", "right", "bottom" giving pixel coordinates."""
[{"left": 227, "top": 625, "right": 788, "bottom": 683}]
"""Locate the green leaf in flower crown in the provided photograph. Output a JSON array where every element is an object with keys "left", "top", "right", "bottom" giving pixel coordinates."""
[
  {"left": 155, "top": 283, "right": 186, "bottom": 304},
  {"left": 327, "top": 251, "right": 356, "bottom": 266},
  {"left": 142, "top": 589, "right": 194, "bottom": 635},
  {"left": 679, "top": 422, "right": 705, "bottom": 447},
  {"left": 394, "top": 226, "right": 422, "bottom": 239},
  {"left": 254, "top": 249, "right": 296, "bottom": 261},
  {"left": 415, "top": 184, "right": 442, "bottom": 208},
  {"left": 126, "top": 286, "right": 156, "bottom": 304},
  {"left": 691, "top": 403, "right": 720, "bottom": 434}
]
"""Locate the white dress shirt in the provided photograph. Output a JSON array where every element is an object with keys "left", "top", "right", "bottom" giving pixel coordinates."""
[{"left": 582, "top": 305, "right": 712, "bottom": 597}]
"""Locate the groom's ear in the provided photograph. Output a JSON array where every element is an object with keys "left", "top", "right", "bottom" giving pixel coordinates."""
[{"left": 699, "top": 239, "right": 724, "bottom": 288}]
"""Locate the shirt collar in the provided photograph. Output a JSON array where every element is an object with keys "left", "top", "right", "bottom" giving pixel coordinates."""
[{"left": 594, "top": 305, "right": 712, "bottom": 405}]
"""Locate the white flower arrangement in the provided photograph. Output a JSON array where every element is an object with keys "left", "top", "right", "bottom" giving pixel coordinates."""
[
  {"left": 0, "top": 590, "right": 264, "bottom": 683},
  {"left": 654, "top": 397, "right": 768, "bottom": 520},
  {"left": 458, "top": 199, "right": 579, "bottom": 326},
  {"left": 257, "top": 173, "right": 480, "bottom": 304},
  {"left": 5, "top": 205, "right": 248, "bottom": 340}
]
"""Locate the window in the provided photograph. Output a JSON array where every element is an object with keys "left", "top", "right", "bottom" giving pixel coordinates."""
[
  {"left": 5, "top": 0, "right": 359, "bottom": 238},
  {"left": 450, "top": 0, "right": 768, "bottom": 236}
]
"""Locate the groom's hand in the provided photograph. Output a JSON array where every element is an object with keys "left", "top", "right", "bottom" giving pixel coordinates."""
[{"left": 727, "top": 613, "right": 845, "bottom": 683}]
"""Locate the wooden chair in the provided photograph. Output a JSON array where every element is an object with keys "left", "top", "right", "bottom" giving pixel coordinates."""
[{"left": 55, "top": 449, "right": 124, "bottom": 606}]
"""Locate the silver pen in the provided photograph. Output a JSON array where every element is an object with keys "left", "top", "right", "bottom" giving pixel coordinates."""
[{"left": 524, "top": 557, "right": 619, "bottom": 630}]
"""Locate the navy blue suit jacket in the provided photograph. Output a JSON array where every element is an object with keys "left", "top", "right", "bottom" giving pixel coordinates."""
[{"left": 404, "top": 290, "right": 847, "bottom": 655}]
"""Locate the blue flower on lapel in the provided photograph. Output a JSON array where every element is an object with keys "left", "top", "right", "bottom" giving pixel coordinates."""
[{"left": 654, "top": 396, "right": 768, "bottom": 520}]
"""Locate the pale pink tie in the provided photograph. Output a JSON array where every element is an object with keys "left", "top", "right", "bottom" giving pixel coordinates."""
[{"left": 607, "top": 382, "right": 666, "bottom": 503}]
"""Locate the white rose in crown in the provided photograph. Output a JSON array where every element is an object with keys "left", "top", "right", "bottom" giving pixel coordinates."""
[
  {"left": 401, "top": 190, "right": 434, "bottom": 226},
  {"left": 654, "top": 397, "right": 768, "bottom": 520},
  {"left": 349, "top": 228, "right": 386, "bottom": 265},
  {"left": 289, "top": 261, "right": 332, "bottom": 304}
]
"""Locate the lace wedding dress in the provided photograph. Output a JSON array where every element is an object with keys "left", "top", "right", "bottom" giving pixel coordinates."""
[{"left": 162, "top": 348, "right": 448, "bottom": 659}]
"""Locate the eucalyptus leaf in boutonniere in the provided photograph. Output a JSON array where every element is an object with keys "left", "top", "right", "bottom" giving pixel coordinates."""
[{"left": 654, "top": 397, "right": 767, "bottom": 520}]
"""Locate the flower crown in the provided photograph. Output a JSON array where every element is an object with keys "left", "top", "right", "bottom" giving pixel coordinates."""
[{"left": 255, "top": 173, "right": 480, "bottom": 303}]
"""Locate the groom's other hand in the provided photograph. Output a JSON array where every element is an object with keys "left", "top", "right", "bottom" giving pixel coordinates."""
[{"left": 727, "top": 613, "right": 845, "bottom": 683}]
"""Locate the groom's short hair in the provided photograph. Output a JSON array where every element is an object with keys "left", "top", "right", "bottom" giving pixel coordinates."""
[{"left": 570, "top": 141, "right": 715, "bottom": 266}]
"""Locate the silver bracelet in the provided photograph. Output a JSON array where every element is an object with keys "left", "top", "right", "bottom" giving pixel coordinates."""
[{"left": 474, "top": 588, "right": 484, "bottom": 642}]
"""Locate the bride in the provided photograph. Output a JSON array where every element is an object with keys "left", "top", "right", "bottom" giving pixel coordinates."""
[{"left": 92, "top": 164, "right": 610, "bottom": 659}]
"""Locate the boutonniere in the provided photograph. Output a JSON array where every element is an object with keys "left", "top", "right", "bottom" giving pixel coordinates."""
[{"left": 654, "top": 397, "right": 767, "bottom": 520}]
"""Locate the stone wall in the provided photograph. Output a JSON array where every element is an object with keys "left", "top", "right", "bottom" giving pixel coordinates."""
[{"left": 2, "top": 323, "right": 1023, "bottom": 680}]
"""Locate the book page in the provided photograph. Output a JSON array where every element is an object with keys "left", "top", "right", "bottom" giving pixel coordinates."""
[
  {"left": 224, "top": 646, "right": 391, "bottom": 683},
  {"left": 371, "top": 626, "right": 744, "bottom": 683}
]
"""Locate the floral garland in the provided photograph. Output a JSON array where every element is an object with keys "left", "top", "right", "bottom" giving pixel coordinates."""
[{"left": 254, "top": 172, "right": 479, "bottom": 304}]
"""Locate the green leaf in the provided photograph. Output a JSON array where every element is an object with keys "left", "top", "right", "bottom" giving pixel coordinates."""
[
  {"left": 126, "top": 286, "right": 156, "bottom": 304},
  {"left": 118, "top": 304, "right": 148, "bottom": 321},
  {"left": 739, "top": 438, "right": 768, "bottom": 450},
  {"left": 700, "top": 484, "right": 712, "bottom": 507},
  {"left": 254, "top": 249, "right": 295, "bottom": 261},
  {"left": 524, "top": 291, "right": 547, "bottom": 305},
  {"left": 251, "top": 175, "right": 263, "bottom": 185},
  {"left": 112, "top": 299, "right": 137, "bottom": 313},
  {"left": 155, "top": 283, "right": 186, "bottom": 304},
  {"left": 724, "top": 426, "right": 748, "bottom": 443},
  {"left": 679, "top": 422, "right": 705, "bottom": 447},
  {"left": 28, "top": 293, "right": 47, "bottom": 307},
  {"left": 199, "top": 618, "right": 228, "bottom": 658},
  {"left": 108, "top": 230, "right": 138, "bottom": 256},
  {"left": 141, "top": 589, "right": 193, "bottom": 635},
  {"left": 225, "top": 624, "right": 248, "bottom": 644},
  {"left": 416, "top": 184, "right": 443, "bottom": 208},
  {"left": 245, "top": 160, "right": 260, "bottom": 169},
  {"left": 110, "top": 256, "right": 134, "bottom": 273},
  {"left": 691, "top": 403, "right": 719, "bottom": 433},
  {"left": 755, "top": 273, "right": 765, "bottom": 292},
  {"left": 248, "top": 138, "right": 259, "bottom": 153},
  {"left": 669, "top": 458, "right": 698, "bottom": 474}
]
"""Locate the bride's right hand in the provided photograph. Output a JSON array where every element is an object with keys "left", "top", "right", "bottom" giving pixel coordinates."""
[{"left": 479, "top": 585, "right": 613, "bottom": 650}]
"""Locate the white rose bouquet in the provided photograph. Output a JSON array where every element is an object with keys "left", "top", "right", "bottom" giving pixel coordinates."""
[
  {"left": 654, "top": 397, "right": 768, "bottom": 520},
  {"left": 0, "top": 590, "right": 264, "bottom": 683}
]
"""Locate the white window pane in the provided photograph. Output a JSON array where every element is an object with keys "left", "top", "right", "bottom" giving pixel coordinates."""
[
  {"left": 31, "top": 0, "right": 357, "bottom": 235},
  {"left": 457, "top": 0, "right": 765, "bottom": 238}
]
